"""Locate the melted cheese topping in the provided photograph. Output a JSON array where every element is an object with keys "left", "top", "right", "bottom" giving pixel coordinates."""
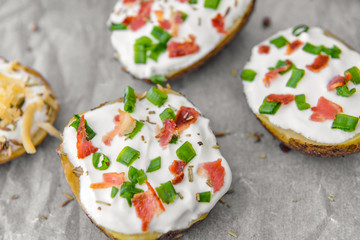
[
  {"left": 243, "top": 27, "right": 360, "bottom": 144},
  {"left": 109, "top": 0, "right": 251, "bottom": 79},
  {"left": 62, "top": 93, "right": 232, "bottom": 234}
]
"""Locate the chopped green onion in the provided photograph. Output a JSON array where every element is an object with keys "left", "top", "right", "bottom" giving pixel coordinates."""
[
  {"left": 151, "top": 26, "right": 172, "bottom": 44},
  {"left": 180, "top": 11, "right": 188, "bottom": 21},
  {"left": 134, "top": 36, "right": 152, "bottom": 64},
  {"left": 241, "top": 69, "right": 257, "bottom": 82},
  {"left": 259, "top": 98, "right": 281, "bottom": 115},
  {"left": 189, "top": 0, "right": 198, "bottom": 3},
  {"left": 176, "top": 141, "right": 196, "bottom": 163},
  {"left": 92, "top": 152, "right": 110, "bottom": 170},
  {"left": 295, "top": 94, "right": 311, "bottom": 110},
  {"left": 116, "top": 146, "right": 140, "bottom": 167},
  {"left": 128, "top": 166, "right": 147, "bottom": 185},
  {"left": 146, "top": 87, "right": 168, "bottom": 107},
  {"left": 303, "top": 42, "right": 323, "bottom": 55},
  {"left": 159, "top": 108, "right": 176, "bottom": 122},
  {"left": 332, "top": 114, "right": 359, "bottom": 132},
  {"left": 204, "top": 0, "right": 221, "bottom": 9},
  {"left": 126, "top": 120, "right": 144, "bottom": 139},
  {"left": 345, "top": 66, "right": 360, "bottom": 85},
  {"left": 155, "top": 181, "right": 177, "bottom": 204},
  {"left": 170, "top": 135, "right": 178, "bottom": 144},
  {"left": 292, "top": 25, "right": 309, "bottom": 36},
  {"left": 124, "top": 86, "right": 136, "bottom": 113},
  {"left": 70, "top": 114, "right": 96, "bottom": 140},
  {"left": 196, "top": 191, "right": 211, "bottom": 202},
  {"left": 110, "top": 23, "right": 128, "bottom": 31},
  {"left": 322, "top": 45, "right": 341, "bottom": 58},
  {"left": 336, "top": 85, "right": 356, "bottom": 97},
  {"left": 120, "top": 181, "right": 144, "bottom": 207},
  {"left": 150, "top": 74, "right": 166, "bottom": 86},
  {"left": 286, "top": 68, "right": 305, "bottom": 88},
  {"left": 146, "top": 157, "right": 161, "bottom": 173},
  {"left": 111, "top": 187, "right": 119, "bottom": 198},
  {"left": 149, "top": 43, "right": 167, "bottom": 62},
  {"left": 269, "top": 60, "right": 295, "bottom": 75},
  {"left": 270, "top": 36, "right": 289, "bottom": 48}
]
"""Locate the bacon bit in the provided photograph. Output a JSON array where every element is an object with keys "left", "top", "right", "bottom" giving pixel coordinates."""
[
  {"left": 258, "top": 45, "right": 270, "bottom": 54},
  {"left": 327, "top": 75, "right": 346, "bottom": 91},
  {"left": 132, "top": 181, "right": 165, "bottom": 232},
  {"left": 168, "top": 34, "right": 200, "bottom": 58},
  {"left": 102, "top": 109, "right": 136, "bottom": 146},
  {"left": 212, "top": 13, "right": 227, "bottom": 34},
  {"left": 279, "top": 143, "right": 290, "bottom": 153},
  {"left": 263, "top": 60, "right": 292, "bottom": 87},
  {"left": 345, "top": 72, "right": 352, "bottom": 82},
  {"left": 310, "top": 96, "right": 343, "bottom": 122},
  {"left": 175, "top": 106, "right": 199, "bottom": 133},
  {"left": 124, "top": 0, "right": 137, "bottom": 3},
  {"left": 76, "top": 115, "right": 98, "bottom": 159},
  {"left": 90, "top": 172, "right": 125, "bottom": 189},
  {"left": 286, "top": 39, "right": 304, "bottom": 55},
  {"left": 121, "top": 0, "right": 153, "bottom": 31},
  {"left": 169, "top": 160, "right": 187, "bottom": 184},
  {"left": 138, "top": 0, "right": 153, "bottom": 18},
  {"left": 266, "top": 94, "right": 295, "bottom": 105},
  {"left": 306, "top": 54, "right": 330, "bottom": 73},
  {"left": 158, "top": 119, "right": 177, "bottom": 147},
  {"left": 154, "top": 10, "right": 171, "bottom": 30},
  {"left": 197, "top": 159, "right": 225, "bottom": 193}
]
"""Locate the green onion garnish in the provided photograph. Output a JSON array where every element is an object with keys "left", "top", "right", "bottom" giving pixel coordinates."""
[
  {"left": 303, "top": 42, "right": 323, "bottom": 55},
  {"left": 259, "top": 98, "right": 281, "bottom": 115},
  {"left": 196, "top": 191, "right": 211, "bottom": 203},
  {"left": 134, "top": 36, "right": 152, "bottom": 64},
  {"left": 149, "top": 43, "right": 167, "bottom": 62},
  {"left": 292, "top": 25, "right": 309, "bottom": 36},
  {"left": 116, "top": 146, "right": 140, "bottom": 167},
  {"left": 345, "top": 66, "right": 360, "bottom": 84},
  {"left": 70, "top": 114, "right": 96, "bottom": 140},
  {"left": 92, "top": 152, "right": 110, "bottom": 170},
  {"left": 110, "top": 23, "right": 128, "bottom": 31},
  {"left": 270, "top": 36, "right": 289, "bottom": 48},
  {"left": 146, "top": 157, "right": 161, "bottom": 173},
  {"left": 286, "top": 68, "right": 305, "bottom": 88},
  {"left": 269, "top": 60, "right": 295, "bottom": 75},
  {"left": 111, "top": 186, "right": 119, "bottom": 199},
  {"left": 146, "top": 87, "right": 168, "bottom": 107},
  {"left": 336, "top": 85, "right": 356, "bottom": 97},
  {"left": 189, "top": 0, "right": 198, "bottom": 3},
  {"left": 150, "top": 74, "right": 167, "bottom": 86},
  {"left": 176, "top": 141, "right": 196, "bottom": 163},
  {"left": 241, "top": 69, "right": 257, "bottom": 82},
  {"left": 332, "top": 114, "right": 359, "bottom": 132},
  {"left": 180, "top": 11, "right": 188, "bottom": 21},
  {"left": 155, "top": 181, "right": 177, "bottom": 204},
  {"left": 204, "top": 0, "right": 221, "bottom": 9},
  {"left": 124, "top": 86, "right": 136, "bottom": 113},
  {"left": 151, "top": 26, "right": 172, "bottom": 44},
  {"left": 295, "top": 94, "right": 311, "bottom": 110},
  {"left": 159, "top": 108, "right": 176, "bottom": 122},
  {"left": 126, "top": 120, "right": 144, "bottom": 139},
  {"left": 170, "top": 134, "right": 178, "bottom": 144},
  {"left": 120, "top": 181, "right": 144, "bottom": 207},
  {"left": 322, "top": 45, "right": 341, "bottom": 59},
  {"left": 128, "top": 166, "right": 147, "bottom": 185}
]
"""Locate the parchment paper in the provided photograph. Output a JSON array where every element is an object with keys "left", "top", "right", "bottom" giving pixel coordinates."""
[{"left": 1, "top": 0, "right": 360, "bottom": 239}]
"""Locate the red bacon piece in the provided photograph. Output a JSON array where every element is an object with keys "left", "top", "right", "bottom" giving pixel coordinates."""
[
  {"left": 159, "top": 119, "right": 177, "bottom": 147},
  {"left": 138, "top": 0, "right": 153, "bottom": 18},
  {"left": 345, "top": 72, "right": 352, "bottom": 82},
  {"left": 121, "top": 0, "right": 152, "bottom": 31},
  {"left": 90, "top": 172, "right": 125, "bottom": 189},
  {"left": 306, "top": 54, "right": 330, "bottom": 73},
  {"left": 169, "top": 160, "right": 187, "bottom": 185},
  {"left": 327, "top": 75, "right": 346, "bottom": 91},
  {"left": 211, "top": 13, "right": 227, "bottom": 34},
  {"left": 258, "top": 45, "right": 270, "bottom": 54},
  {"left": 263, "top": 60, "right": 292, "bottom": 87},
  {"left": 168, "top": 34, "right": 200, "bottom": 58},
  {"left": 175, "top": 106, "right": 199, "bottom": 134},
  {"left": 286, "top": 39, "right": 304, "bottom": 55},
  {"left": 132, "top": 181, "right": 165, "bottom": 232},
  {"left": 124, "top": 0, "right": 137, "bottom": 3},
  {"left": 266, "top": 94, "right": 295, "bottom": 105},
  {"left": 310, "top": 96, "right": 343, "bottom": 122},
  {"left": 76, "top": 115, "right": 98, "bottom": 159},
  {"left": 197, "top": 159, "right": 225, "bottom": 193}
]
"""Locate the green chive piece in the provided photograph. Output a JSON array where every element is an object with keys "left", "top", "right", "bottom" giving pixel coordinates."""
[
  {"left": 70, "top": 114, "right": 96, "bottom": 140},
  {"left": 150, "top": 74, "right": 167, "bottom": 86},
  {"left": 322, "top": 45, "right": 341, "bottom": 58},
  {"left": 92, "top": 152, "right": 110, "bottom": 170},
  {"left": 189, "top": 0, "right": 198, "bottom": 3},
  {"left": 269, "top": 60, "right": 295, "bottom": 75},
  {"left": 197, "top": 191, "right": 211, "bottom": 203},
  {"left": 128, "top": 166, "right": 147, "bottom": 185},
  {"left": 134, "top": 36, "right": 152, "bottom": 64},
  {"left": 126, "top": 120, "right": 144, "bottom": 139},
  {"left": 286, "top": 68, "right": 305, "bottom": 88},
  {"left": 146, "top": 87, "right": 168, "bottom": 107},
  {"left": 345, "top": 66, "right": 360, "bottom": 84},
  {"left": 124, "top": 86, "right": 136, "bottom": 113},
  {"left": 110, "top": 23, "right": 128, "bottom": 31},
  {"left": 146, "top": 157, "right": 161, "bottom": 173},
  {"left": 270, "top": 36, "right": 289, "bottom": 48},
  {"left": 259, "top": 98, "right": 281, "bottom": 115},
  {"left": 111, "top": 187, "right": 119, "bottom": 198},
  {"left": 155, "top": 181, "right": 177, "bottom": 204},
  {"left": 204, "top": 0, "right": 221, "bottom": 9},
  {"left": 170, "top": 135, "right": 178, "bottom": 144},
  {"left": 149, "top": 43, "right": 167, "bottom": 62},
  {"left": 336, "top": 85, "right": 356, "bottom": 97},
  {"left": 332, "top": 114, "right": 359, "bottom": 132},
  {"left": 295, "top": 94, "right": 311, "bottom": 110},
  {"left": 176, "top": 141, "right": 196, "bottom": 163},
  {"left": 180, "top": 11, "right": 188, "bottom": 21},
  {"left": 120, "top": 181, "right": 144, "bottom": 207},
  {"left": 303, "top": 42, "right": 323, "bottom": 55},
  {"left": 117, "top": 146, "right": 140, "bottom": 167},
  {"left": 159, "top": 108, "right": 176, "bottom": 122},
  {"left": 151, "top": 26, "right": 172, "bottom": 44},
  {"left": 241, "top": 69, "right": 257, "bottom": 82},
  {"left": 292, "top": 25, "right": 309, "bottom": 37}
]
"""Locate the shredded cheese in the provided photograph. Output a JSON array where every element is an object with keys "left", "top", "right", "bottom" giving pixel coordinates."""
[
  {"left": 21, "top": 101, "right": 43, "bottom": 154},
  {"left": 35, "top": 121, "right": 62, "bottom": 140}
]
